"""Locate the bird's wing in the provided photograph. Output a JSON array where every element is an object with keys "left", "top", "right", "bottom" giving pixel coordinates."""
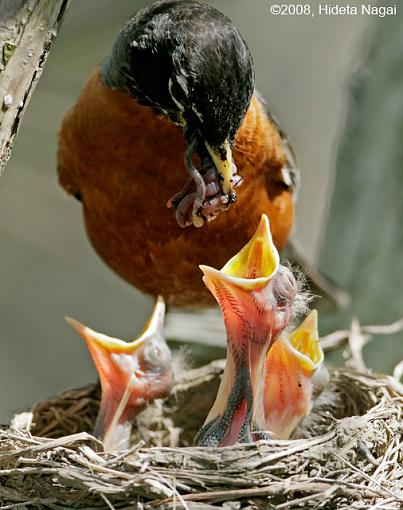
[
  {"left": 255, "top": 89, "right": 300, "bottom": 200},
  {"left": 254, "top": 91, "right": 350, "bottom": 309}
]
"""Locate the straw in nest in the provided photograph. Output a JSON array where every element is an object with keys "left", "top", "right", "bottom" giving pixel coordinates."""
[{"left": 1, "top": 318, "right": 403, "bottom": 510}]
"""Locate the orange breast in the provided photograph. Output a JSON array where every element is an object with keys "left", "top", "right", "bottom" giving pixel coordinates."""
[{"left": 58, "top": 69, "right": 294, "bottom": 306}]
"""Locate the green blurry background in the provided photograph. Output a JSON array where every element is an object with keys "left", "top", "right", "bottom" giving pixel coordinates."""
[{"left": 1, "top": 1, "right": 400, "bottom": 423}]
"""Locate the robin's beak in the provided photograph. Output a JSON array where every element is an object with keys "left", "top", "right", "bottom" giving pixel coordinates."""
[
  {"left": 169, "top": 135, "right": 242, "bottom": 227},
  {"left": 196, "top": 214, "right": 295, "bottom": 446},
  {"left": 205, "top": 140, "right": 235, "bottom": 196},
  {"left": 66, "top": 296, "right": 172, "bottom": 451},
  {"left": 263, "top": 309, "right": 328, "bottom": 439}
]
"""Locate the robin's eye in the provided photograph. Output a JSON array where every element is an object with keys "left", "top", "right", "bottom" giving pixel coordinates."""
[{"left": 273, "top": 266, "right": 297, "bottom": 308}]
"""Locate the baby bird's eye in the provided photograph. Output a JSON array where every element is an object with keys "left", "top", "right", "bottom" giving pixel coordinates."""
[
  {"left": 273, "top": 266, "right": 297, "bottom": 308},
  {"left": 143, "top": 337, "right": 172, "bottom": 371}
]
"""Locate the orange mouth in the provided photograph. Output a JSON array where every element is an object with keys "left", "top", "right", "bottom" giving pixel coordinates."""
[
  {"left": 196, "top": 214, "right": 297, "bottom": 446},
  {"left": 263, "top": 310, "right": 328, "bottom": 439},
  {"left": 66, "top": 296, "right": 173, "bottom": 451}
]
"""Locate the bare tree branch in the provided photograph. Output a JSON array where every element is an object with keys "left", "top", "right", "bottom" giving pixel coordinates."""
[{"left": 0, "top": 0, "right": 70, "bottom": 176}]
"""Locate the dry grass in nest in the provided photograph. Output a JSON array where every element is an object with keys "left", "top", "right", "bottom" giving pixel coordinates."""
[{"left": 1, "top": 322, "right": 403, "bottom": 509}]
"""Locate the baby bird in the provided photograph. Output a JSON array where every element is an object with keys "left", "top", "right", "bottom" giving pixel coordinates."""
[
  {"left": 196, "top": 214, "right": 298, "bottom": 446},
  {"left": 263, "top": 310, "right": 329, "bottom": 439},
  {"left": 66, "top": 296, "right": 173, "bottom": 451}
]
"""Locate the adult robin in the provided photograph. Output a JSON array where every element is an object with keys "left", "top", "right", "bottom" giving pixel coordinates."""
[{"left": 58, "top": 0, "right": 298, "bottom": 307}]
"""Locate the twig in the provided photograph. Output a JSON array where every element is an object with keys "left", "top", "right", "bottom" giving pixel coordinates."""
[
  {"left": 154, "top": 481, "right": 380, "bottom": 507},
  {"left": 364, "top": 318, "right": 403, "bottom": 336},
  {"left": 321, "top": 317, "right": 403, "bottom": 350},
  {"left": 346, "top": 317, "right": 369, "bottom": 372},
  {"left": 102, "top": 441, "right": 145, "bottom": 467},
  {"left": 100, "top": 493, "right": 116, "bottom": 510},
  {"left": 392, "top": 360, "right": 403, "bottom": 384},
  {"left": 332, "top": 453, "right": 403, "bottom": 503},
  {"left": 275, "top": 487, "right": 337, "bottom": 509}
]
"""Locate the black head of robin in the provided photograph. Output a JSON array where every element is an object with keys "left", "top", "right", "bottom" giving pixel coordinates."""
[{"left": 102, "top": 0, "right": 255, "bottom": 227}]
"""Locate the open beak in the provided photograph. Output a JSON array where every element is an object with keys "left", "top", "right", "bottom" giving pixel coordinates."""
[
  {"left": 263, "top": 309, "right": 328, "bottom": 439},
  {"left": 205, "top": 140, "right": 235, "bottom": 196},
  {"left": 66, "top": 296, "right": 172, "bottom": 451},
  {"left": 201, "top": 213, "right": 279, "bottom": 293},
  {"left": 196, "top": 214, "right": 294, "bottom": 446}
]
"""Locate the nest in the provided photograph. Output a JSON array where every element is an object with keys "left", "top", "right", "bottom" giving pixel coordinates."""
[{"left": 1, "top": 348, "right": 403, "bottom": 510}]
